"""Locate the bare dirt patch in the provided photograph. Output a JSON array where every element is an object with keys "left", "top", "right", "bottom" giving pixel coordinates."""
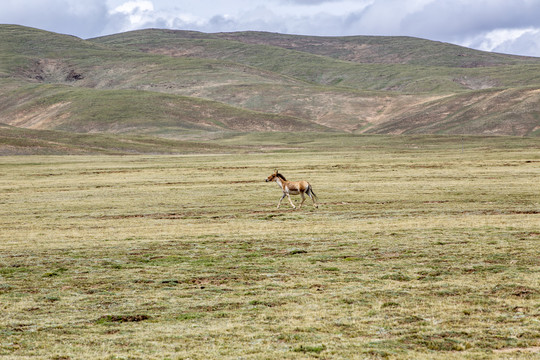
[
  {"left": 9, "top": 102, "right": 71, "bottom": 129},
  {"left": 20, "top": 59, "right": 84, "bottom": 83}
]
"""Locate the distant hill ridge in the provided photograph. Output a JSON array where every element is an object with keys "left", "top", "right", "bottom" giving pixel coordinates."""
[
  {"left": 92, "top": 28, "right": 538, "bottom": 67},
  {"left": 1, "top": 24, "right": 539, "bottom": 154}
]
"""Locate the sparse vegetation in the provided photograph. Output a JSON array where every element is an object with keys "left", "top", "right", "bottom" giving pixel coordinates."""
[
  {"left": 0, "top": 137, "right": 539, "bottom": 358},
  {"left": 1, "top": 24, "right": 540, "bottom": 144}
]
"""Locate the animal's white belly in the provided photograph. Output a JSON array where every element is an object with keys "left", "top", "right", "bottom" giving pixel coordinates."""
[{"left": 287, "top": 188, "right": 300, "bottom": 195}]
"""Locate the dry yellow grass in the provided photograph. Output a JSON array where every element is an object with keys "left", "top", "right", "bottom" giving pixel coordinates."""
[{"left": 0, "top": 140, "right": 539, "bottom": 359}]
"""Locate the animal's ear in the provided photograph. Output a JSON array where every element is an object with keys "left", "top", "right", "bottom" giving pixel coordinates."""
[{"left": 274, "top": 169, "right": 278, "bottom": 174}]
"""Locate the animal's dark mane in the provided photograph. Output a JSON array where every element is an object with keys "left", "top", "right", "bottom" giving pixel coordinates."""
[{"left": 276, "top": 173, "right": 286, "bottom": 181}]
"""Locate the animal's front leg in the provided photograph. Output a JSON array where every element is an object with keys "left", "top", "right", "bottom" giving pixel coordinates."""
[
  {"left": 287, "top": 194, "right": 296, "bottom": 209},
  {"left": 277, "top": 193, "right": 286, "bottom": 208}
]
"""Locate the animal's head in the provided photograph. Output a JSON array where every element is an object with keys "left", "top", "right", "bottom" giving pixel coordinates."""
[
  {"left": 265, "top": 169, "right": 278, "bottom": 182},
  {"left": 266, "top": 169, "right": 285, "bottom": 182}
]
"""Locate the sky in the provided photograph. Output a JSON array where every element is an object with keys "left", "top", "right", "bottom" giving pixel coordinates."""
[{"left": 2, "top": 0, "right": 540, "bottom": 57}]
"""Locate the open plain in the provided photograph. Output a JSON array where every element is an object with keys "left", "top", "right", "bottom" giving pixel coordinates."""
[{"left": 1, "top": 136, "right": 539, "bottom": 359}]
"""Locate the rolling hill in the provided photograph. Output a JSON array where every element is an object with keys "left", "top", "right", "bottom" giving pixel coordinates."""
[{"left": 1, "top": 25, "right": 539, "bottom": 153}]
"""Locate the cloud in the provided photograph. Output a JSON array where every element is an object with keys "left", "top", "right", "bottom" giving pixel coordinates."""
[
  {"left": 344, "top": 0, "right": 434, "bottom": 35},
  {"left": 465, "top": 28, "right": 540, "bottom": 57},
  {"left": 399, "top": 0, "right": 540, "bottom": 56},
  {"left": 111, "top": 0, "right": 154, "bottom": 16},
  {"left": 495, "top": 29, "right": 540, "bottom": 57},
  {"left": 104, "top": 1, "right": 373, "bottom": 36},
  {"left": 108, "top": 0, "right": 157, "bottom": 31},
  {"left": 398, "top": 0, "right": 540, "bottom": 41},
  {"left": 0, "top": 0, "right": 108, "bottom": 38}
]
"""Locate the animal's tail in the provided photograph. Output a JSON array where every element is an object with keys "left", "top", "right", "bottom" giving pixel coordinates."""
[{"left": 307, "top": 185, "right": 318, "bottom": 200}]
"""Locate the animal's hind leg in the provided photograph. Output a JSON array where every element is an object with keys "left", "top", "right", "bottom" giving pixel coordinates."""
[
  {"left": 299, "top": 192, "right": 306, "bottom": 208},
  {"left": 311, "top": 194, "right": 318, "bottom": 208}
]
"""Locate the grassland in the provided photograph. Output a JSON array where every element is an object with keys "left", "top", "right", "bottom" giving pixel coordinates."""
[{"left": 1, "top": 136, "right": 539, "bottom": 359}]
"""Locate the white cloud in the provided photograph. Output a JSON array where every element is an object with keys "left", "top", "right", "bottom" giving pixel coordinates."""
[
  {"left": 490, "top": 28, "right": 540, "bottom": 57},
  {"left": 109, "top": 0, "right": 157, "bottom": 30},
  {"left": 463, "top": 28, "right": 535, "bottom": 52},
  {"left": 104, "top": 0, "right": 374, "bottom": 36},
  {"left": 111, "top": 0, "right": 154, "bottom": 14}
]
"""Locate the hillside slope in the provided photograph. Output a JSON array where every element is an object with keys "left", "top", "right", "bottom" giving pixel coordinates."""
[
  {"left": 91, "top": 29, "right": 540, "bottom": 92},
  {"left": 91, "top": 29, "right": 540, "bottom": 136},
  {"left": 0, "top": 82, "right": 325, "bottom": 134},
  {"left": 366, "top": 87, "right": 540, "bottom": 135},
  {"left": 1, "top": 26, "right": 327, "bottom": 136},
  {"left": 0, "top": 24, "right": 539, "bottom": 154}
]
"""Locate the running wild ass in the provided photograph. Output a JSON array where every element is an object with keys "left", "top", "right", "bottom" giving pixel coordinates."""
[{"left": 265, "top": 170, "right": 318, "bottom": 209}]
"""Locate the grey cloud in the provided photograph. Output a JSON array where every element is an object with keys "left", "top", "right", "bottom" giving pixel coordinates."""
[
  {"left": 0, "top": 0, "right": 109, "bottom": 38},
  {"left": 208, "top": 15, "right": 237, "bottom": 28},
  {"left": 400, "top": 0, "right": 540, "bottom": 41}
]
